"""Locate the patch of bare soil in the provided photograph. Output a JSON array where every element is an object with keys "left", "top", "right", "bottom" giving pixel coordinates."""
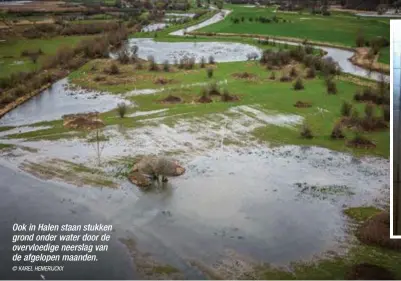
[
  {"left": 232, "top": 72, "right": 258, "bottom": 80},
  {"left": 128, "top": 171, "right": 152, "bottom": 189},
  {"left": 346, "top": 136, "right": 376, "bottom": 149},
  {"left": 221, "top": 93, "right": 239, "bottom": 102},
  {"left": 198, "top": 95, "right": 213, "bottom": 103},
  {"left": 340, "top": 116, "right": 388, "bottom": 132},
  {"left": 154, "top": 77, "right": 175, "bottom": 85},
  {"left": 294, "top": 101, "right": 312, "bottom": 108},
  {"left": 349, "top": 47, "right": 390, "bottom": 74},
  {"left": 356, "top": 212, "right": 401, "bottom": 251},
  {"left": 345, "top": 263, "right": 395, "bottom": 280},
  {"left": 119, "top": 238, "right": 184, "bottom": 280},
  {"left": 160, "top": 95, "right": 182, "bottom": 104},
  {"left": 63, "top": 112, "right": 105, "bottom": 130}
]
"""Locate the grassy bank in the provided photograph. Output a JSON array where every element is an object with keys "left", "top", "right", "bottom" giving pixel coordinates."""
[{"left": 198, "top": 5, "right": 390, "bottom": 64}]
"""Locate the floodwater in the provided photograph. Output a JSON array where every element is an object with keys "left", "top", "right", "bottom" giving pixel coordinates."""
[
  {"left": 127, "top": 38, "right": 262, "bottom": 63},
  {"left": 0, "top": 78, "right": 129, "bottom": 127},
  {"left": 141, "top": 23, "right": 168, "bottom": 32}
]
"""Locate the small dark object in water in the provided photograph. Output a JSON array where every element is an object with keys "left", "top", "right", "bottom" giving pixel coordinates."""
[{"left": 345, "top": 263, "right": 395, "bottom": 280}]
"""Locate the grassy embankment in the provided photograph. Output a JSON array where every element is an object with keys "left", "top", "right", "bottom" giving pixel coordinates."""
[{"left": 197, "top": 5, "right": 390, "bottom": 64}]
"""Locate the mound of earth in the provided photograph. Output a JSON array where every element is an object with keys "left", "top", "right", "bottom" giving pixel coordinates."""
[
  {"left": 154, "top": 77, "right": 175, "bottom": 85},
  {"left": 63, "top": 112, "right": 105, "bottom": 130},
  {"left": 160, "top": 95, "right": 182, "bottom": 104},
  {"left": 221, "top": 93, "right": 239, "bottom": 102},
  {"left": 340, "top": 116, "right": 388, "bottom": 132},
  {"left": 232, "top": 72, "right": 257, "bottom": 79},
  {"left": 128, "top": 171, "right": 152, "bottom": 188},
  {"left": 294, "top": 101, "right": 312, "bottom": 108},
  {"left": 280, "top": 75, "right": 292, "bottom": 82},
  {"left": 356, "top": 212, "right": 401, "bottom": 251},
  {"left": 345, "top": 263, "right": 395, "bottom": 280},
  {"left": 198, "top": 95, "right": 213, "bottom": 103},
  {"left": 346, "top": 136, "right": 376, "bottom": 149}
]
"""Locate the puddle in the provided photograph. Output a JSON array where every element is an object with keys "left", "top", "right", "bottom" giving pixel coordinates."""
[
  {"left": 230, "top": 105, "right": 303, "bottom": 128},
  {"left": 127, "top": 38, "right": 262, "bottom": 63},
  {"left": 127, "top": 109, "right": 169, "bottom": 118},
  {"left": 0, "top": 78, "right": 129, "bottom": 127},
  {"left": 165, "top": 13, "right": 196, "bottom": 18},
  {"left": 0, "top": 125, "right": 52, "bottom": 138}
]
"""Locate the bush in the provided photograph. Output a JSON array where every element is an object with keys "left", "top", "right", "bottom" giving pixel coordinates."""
[
  {"left": 293, "top": 77, "right": 304, "bottom": 90},
  {"left": 208, "top": 55, "right": 215, "bottom": 64},
  {"left": 280, "top": 73, "right": 292, "bottom": 82},
  {"left": 163, "top": 60, "right": 170, "bottom": 72},
  {"left": 290, "top": 66, "right": 297, "bottom": 77},
  {"left": 341, "top": 101, "right": 353, "bottom": 117},
  {"left": 331, "top": 123, "right": 345, "bottom": 139},
  {"left": 207, "top": 67, "right": 214, "bottom": 78},
  {"left": 269, "top": 71, "right": 276, "bottom": 80},
  {"left": 382, "top": 105, "right": 390, "bottom": 122},
  {"left": 356, "top": 30, "right": 365, "bottom": 47},
  {"left": 117, "top": 102, "right": 127, "bottom": 118},
  {"left": 148, "top": 55, "right": 158, "bottom": 71},
  {"left": 300, "top": 122, "right": 313, "bottom": 139},
  {"left": 200, "top": 56, "right": 206, "bottom": 68},
  {"left": 306, "top": 67, "right": 316, "bottom": 79},
  {"left": 364, "top": 103, "right": 375, "bottom": 119},
  {"left": 109, "top": 63, "right": 120, "bottom": 75},
  {"left": 326, "top": 78, "right": 337, "bottom": 94}
]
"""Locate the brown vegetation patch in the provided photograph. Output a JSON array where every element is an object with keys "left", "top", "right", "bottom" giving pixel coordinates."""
[
  {"left": 221, "top": 93, "right": 239, "bottom": 102},
  {"left": 154, "top": 77, "right": 175, "bottom": 85},
  {"left": 128, "top": 171, "right": 152, "bottom": 189},
  {"left": 63, "top": 112, "right": 105, "bottom": 130},
  {"left": 356, "top": 212, "right": 401, "bottom": 251},
  {"left": 345, "top": 263, "right": 395, "bottom": 280},
  {"left": 232, "top": 72, "right": 257, "bottom": 80},
  {"left": 160, "top": 95, "right": 182, "bottom": 104},
  {"left": 349, "top": 47, "right": 390, "bottom": 75},
  {"left": 198, "top": 95, "right": 213, "bottom": 103},
  {"left": 294, "top": 101, "right": 312, "bottom": 108},
  {"left": 346, "top": 135, "right": 376, "bottom": 149},
  {"left": 340, "top": 116, "right": 388, "bottom": 132}
]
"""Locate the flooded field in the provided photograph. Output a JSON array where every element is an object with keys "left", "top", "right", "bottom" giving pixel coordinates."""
[{"left": 0, "top": 78, "right": 129, "bottom": 127}]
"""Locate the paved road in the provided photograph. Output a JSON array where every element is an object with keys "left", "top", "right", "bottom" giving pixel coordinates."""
[{"left": 0, "top": 163, "right": 135, "bottom": 279}]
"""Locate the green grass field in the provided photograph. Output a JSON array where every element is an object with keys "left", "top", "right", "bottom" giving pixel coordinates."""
[
  {"left": 199, "top": 5, "right": 390, "bottom": 64},
  {"left": 63, "top": 59, "right": 390, "bottom": 158},
  {"left": 0, "top": 36, "right": 91, "bottom": 78}
]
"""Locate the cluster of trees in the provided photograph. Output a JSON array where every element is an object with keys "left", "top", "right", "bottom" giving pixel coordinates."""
[{"left": 0, "top": 26, "right": 128, "bottom": 108}]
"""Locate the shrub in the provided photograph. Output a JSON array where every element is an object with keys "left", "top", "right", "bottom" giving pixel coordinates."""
[
  {"left": 207, "top": 67, "right": 214, "bottom": 78},
  {"left": 269, "top": 71, "right": 276, "bottom": 80},
  {"left": 117, "top": 49, "right": 131, "bottom": 64},
  {"left": 356, "top": 30, "right": 365, "bottom": 47},
  {"left": 208, "top": 55, "right": 215, "bottom": 64},
  {"left": 364, "top": 103, "right": 375, "bottom": 119},
  {"left": 293, "top": 77, "right": 304, "bottom": 90},
  {"left": 280, "top": 73, "right": 291, "bottom": 82},
  {"left": 341, "top": 101, "right": 353, "bottom": 117},
  {"left": 148, "top": 55, "right": 158, "bottom": 71},
  {"left": 300, "top": 122, "right": 313, "bottom": 139},
  {"left": 306, "top": 67, "right": 316, "bottom": 79},
  {"left": 163, "top": 60, "right": 170, "bottom": 72},
  {"left": 117, "top": 102, "right": 127, "bottom": 118},
  {"left": 331, "top": 123, "right": 345, "bottom": 139},
  {"left": 326, "top": 78, "right": 337, "bottom": 94},
  {"left": 109, "top": 63, "right": 120, "bottom": 75},
  {"left": 208, "top": 82, "right": 220, "bottom": 95},
  {"left": 200, "top": 56, "right": 206, "bottom": 68},
  {"left": 290, "top": 66, "right": 297, "bottom": 77},
  {"left": 382, "top": 105, "right": 390, "bottom": 122}
]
